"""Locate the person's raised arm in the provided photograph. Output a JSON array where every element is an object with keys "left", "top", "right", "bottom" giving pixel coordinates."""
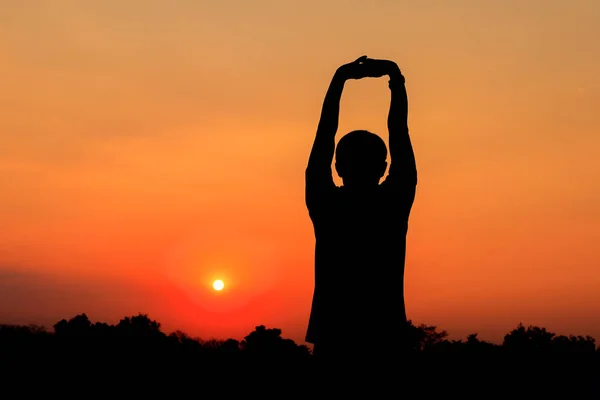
[
  {"left": 306, "top": 73, "right": 344, "bottom": 178},
  {"left": 306, "top": 56, "right": 367, "bottom": 209},
  {"left": 386, "top": 62, "right": 417, "bottom": 187}
]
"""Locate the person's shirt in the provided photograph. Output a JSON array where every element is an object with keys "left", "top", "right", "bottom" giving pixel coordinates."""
[{"left": 305, "top": 163, "right": 417, "bottom": 344}]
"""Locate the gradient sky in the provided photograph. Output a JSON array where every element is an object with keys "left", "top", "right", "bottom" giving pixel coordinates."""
[{"left": 1, "top": 0, "right": 599, "bottom": 345}]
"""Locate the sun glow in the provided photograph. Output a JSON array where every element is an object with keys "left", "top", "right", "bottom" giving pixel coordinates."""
[{"left": 212, "top": 279, "right": 224, "bottom": 291}]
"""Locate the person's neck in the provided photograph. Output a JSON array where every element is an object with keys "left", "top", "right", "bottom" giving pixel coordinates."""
[{"left": 341, "top": 182, "right": 378, "bottom": 192}]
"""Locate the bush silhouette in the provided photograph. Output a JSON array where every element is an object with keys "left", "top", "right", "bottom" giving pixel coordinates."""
[{"left": 1, "top": 312, "right": 598, "bottom": 392}]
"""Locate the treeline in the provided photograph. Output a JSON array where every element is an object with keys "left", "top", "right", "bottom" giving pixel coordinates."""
[
  {"left": 2, "top": 313, "right": 599, "bottom": 393},
  {"left": 1, "top": 312, "right": 598, "bottom": 358}
]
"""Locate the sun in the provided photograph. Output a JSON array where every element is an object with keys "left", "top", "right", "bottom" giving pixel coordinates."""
[{"left": 212, "top": 279, "right": 224, "bottom": 291}]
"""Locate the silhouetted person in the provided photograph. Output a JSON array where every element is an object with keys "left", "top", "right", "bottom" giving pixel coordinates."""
[{"left": 305, "top": 56, "right": 417, "bottom": 362}]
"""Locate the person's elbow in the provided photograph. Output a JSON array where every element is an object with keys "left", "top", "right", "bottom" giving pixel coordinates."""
[
  {"left": 305, "top": 165, "right": 314, "bottom": 181},
  {"left": 305, "top": 161, "right": 328, "bottom": 180},
  {"left": 389, "top": 158, "right": 417, "bottom": 184}
]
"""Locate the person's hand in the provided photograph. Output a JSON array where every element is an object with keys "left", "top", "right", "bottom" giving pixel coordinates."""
[
  {"left": 363, "top": 58, "right": 401, "bottom": 78},
  {"left": 336, "top": 55, "right": 369, "bottom": 80},
  {"left": 336, "top": 56, "right": 404, "bottom": 82}
]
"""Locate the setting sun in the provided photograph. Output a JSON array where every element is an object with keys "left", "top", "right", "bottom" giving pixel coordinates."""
[{"left": 213, "top": 280, "right": 224, "bottom": 291}]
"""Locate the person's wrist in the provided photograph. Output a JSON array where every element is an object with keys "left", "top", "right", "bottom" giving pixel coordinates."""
[
  {"left": 334, "top": 67, "right": 349, "bottom": 83},
  {"left": 388, "top": 66, "right": 405, "bottom": 87},
  {"left": 388, "top": 64, "right": 401, "bottom": 78}
]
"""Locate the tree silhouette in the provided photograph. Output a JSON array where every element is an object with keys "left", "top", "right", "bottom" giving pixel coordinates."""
[
  {"left": 242, "top": 325, "right": 311, "bottom": 358},
  {"left": 503, "top": 323, "right": 556, "bottom": 353},
  {"left": 405, "top": 320, "right": 448, "bottom": 352},
  {"left": 54, "top": 313, "right": 92, "bottom": 336},
  {"left": 221, "top": 338, "right": 242, "bottom": 353},
  {"left": 1, "top": 312, "right": 599, "bottom": 388},
  {"left": 115, "top": 313, "right": 163, "bottom": 337},
  {"left": 552, "top": 334, "right": 596, "bottom": 353}
]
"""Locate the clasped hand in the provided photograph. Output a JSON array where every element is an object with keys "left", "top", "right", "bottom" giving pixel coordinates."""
[{"left": 337, "top": 55, "right": 402, "bottom": 81}]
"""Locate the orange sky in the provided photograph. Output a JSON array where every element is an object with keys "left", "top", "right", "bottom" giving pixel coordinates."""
[{"left": 1, "top": 0, "right": 599, "bottom": 344}]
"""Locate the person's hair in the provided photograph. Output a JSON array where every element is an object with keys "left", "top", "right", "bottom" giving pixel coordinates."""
[{"left": 335, "top": 130, "right": 387, "bottom": 166}]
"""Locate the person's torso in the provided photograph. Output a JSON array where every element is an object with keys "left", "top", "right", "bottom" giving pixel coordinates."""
[{"left": 311, "top": 186, "right": 409, "bottom": 326}]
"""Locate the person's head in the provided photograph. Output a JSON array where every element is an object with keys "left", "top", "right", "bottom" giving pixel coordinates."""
[{"left": 335, "top": 130, "right": 388, "bottom": 189}]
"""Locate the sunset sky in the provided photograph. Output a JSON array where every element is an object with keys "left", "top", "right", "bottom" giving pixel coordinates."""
[{"left": 1, "top": 0, "right": 599, "bottom": 345}]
